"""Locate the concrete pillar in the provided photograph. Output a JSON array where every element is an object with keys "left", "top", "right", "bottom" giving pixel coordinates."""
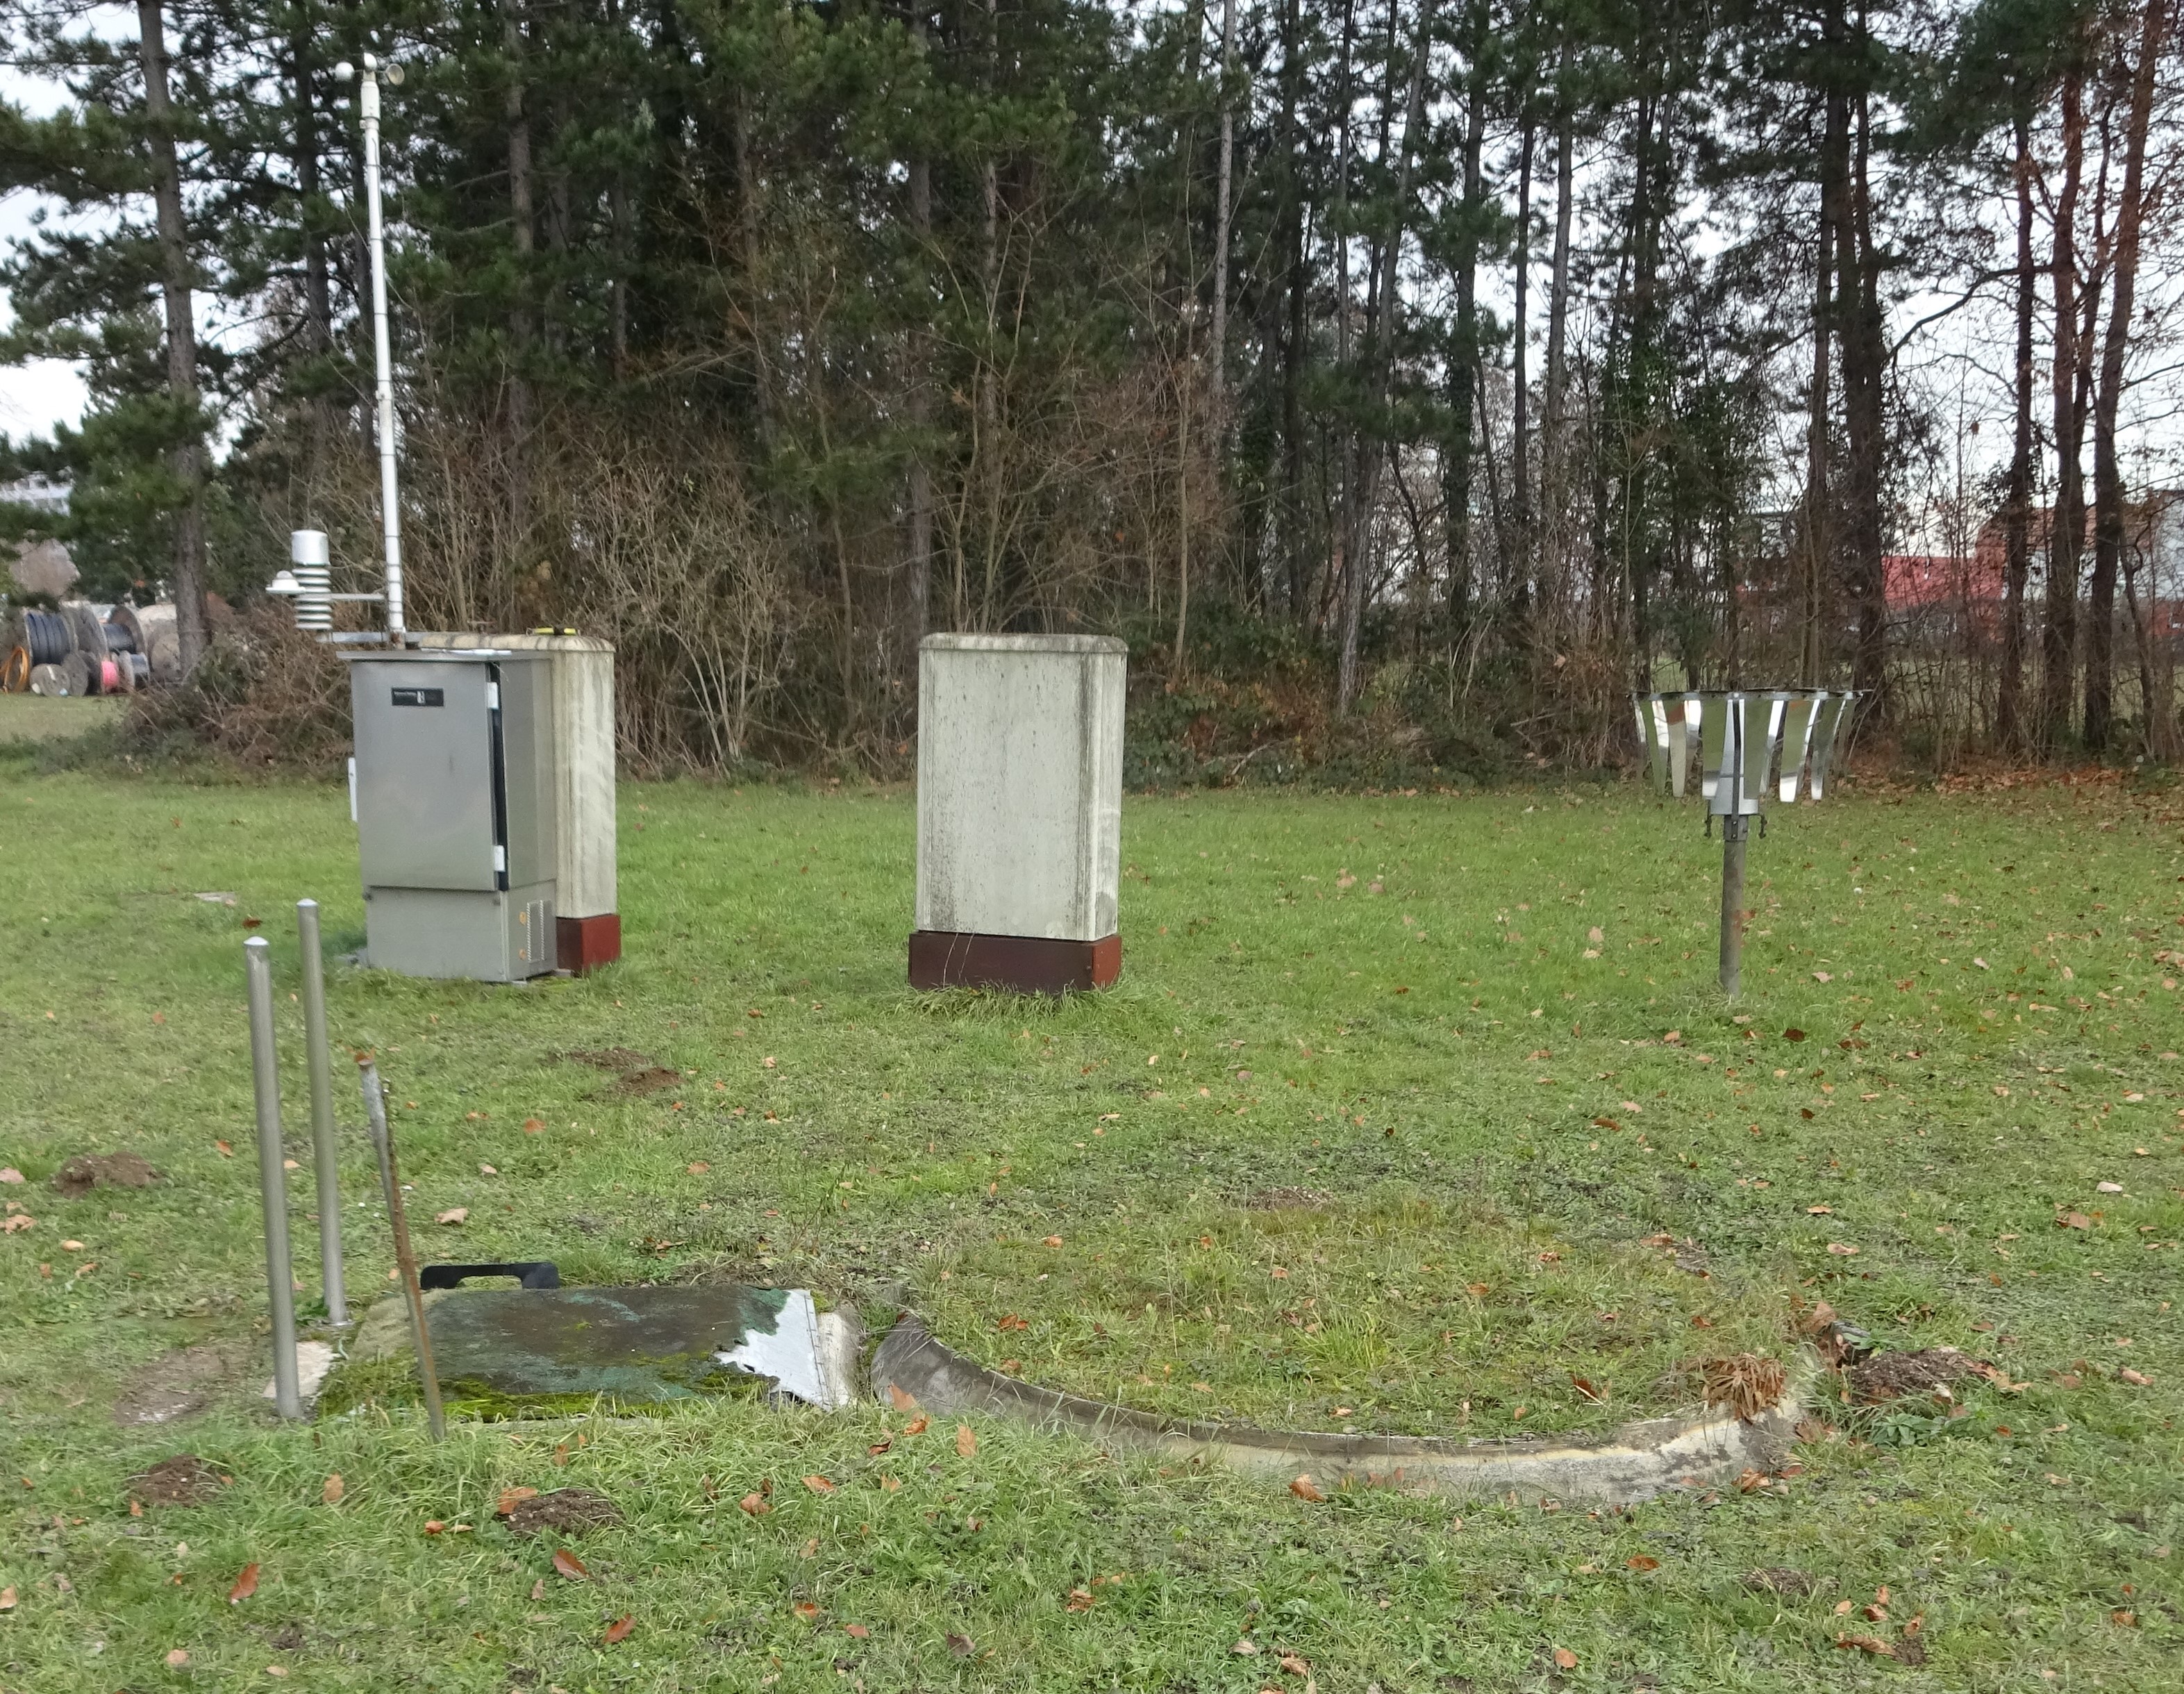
[{"left": 911, "top": 633, "right": 1126, "bottom": 993}]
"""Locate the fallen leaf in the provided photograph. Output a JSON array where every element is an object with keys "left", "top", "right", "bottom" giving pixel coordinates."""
[
  {"left": 165, "top": 1649, "right": 189, "bottom": 1667},
  {"left": 1233, "top": 1637, "right": 1261, "bottom": 1655},
  {"left": 1042, "top": 1235, "right": 1064, "bottom": 1247},
  {"left": 215, "top": 1140, "right": 233, "bottom": 1157},
  {"left": 1826, "top": 1242, "right": 1859, "bottom": 1256},
  {"left": 955, "top": 1424, "right": 977, "bottom": 1458},
  {"left": 803, "top": 1475, "right": 837, "bottom": 1494},
  {"left": 687, "top": 1161, "right": 710, "bottom": 1174},
  {"left": 2112, "top": 1609, "right": 2137, "bottom": 1627},
  {"left": 322, "top": 1474, "right": 343, "bottom": 1505},
  {"left": 793, "top": 1601, "right": 821, "bottom": 1620},
  {"left": 2057, "top": 1210, "right": 2093, "bottom": 1230},
  {"left": 844, "top": 1622, "right": 870, "bottom": 1638},
  {"left": 0, "top": 1587, "right": 14, "bottom": 1611},
  {"left": 1066, "top": 1588, "right": 1095, "bottom": 1612},
  {"left": 497, "top": 1486, "right": 540, "bottom": 1516},
  {"left": 1836, "top": 1634, "right": 1895, "bottom": 1657},
  {"left": 1735, "top": 1468, "right": 1769, "bottom": 1493},
  {"left": 523, "top": 1118, "right": 544, "bottom": 1134},
  {"left": 738, "top": 1493, "right": 770, "bottom": 1516},
  {"left": 2119, "top": 1368, "right": 2153, "bottom": 1386},
  {"left": 424, "top": 1520, "right": 446, "bottom": 1535},
  {"left": 1806, "top": 1204, "right": 1833, "bottom": 1215},
  {"left": 1465, "top": 1281, "right": 1491, "bottom": 1297},
  {"left": 1279, "top": 1652, "right": 1312, "bottom": 1675},
  {"left": 946, "top": 1631, "right": 976, "bottom": 1656},
  {"left": 886, "top": 1383, "right": 919, "bottom": 1412},
  {"left": 1812, "top": 971, "right": 1833, "bottom": 983},
  {"left": 1, "top": 1215, "right": 33, "bottom": 1234},
  {"left": 880, "top": 1475, "right": 901, "bottom": 1491},
  {"left": 530, "top": 1579, "right": 547, "bottom": 1600},
  {"left": 903, "top": 1415, "right": 929, "bottom": 1436},
  {"left": 1553, "top": 1647, "right": 1578, "bottom": 1670},
  {"left": 603, "top": 1614, "right": 634, "bottom": 1645},
  {"left": 227, "top": 1563, "right": 260, "bottom": 1604},
  {"left": 1289, "top": 1474, "right": 1325, "bottom": 1502},
  {"left": 552, "top": 1548, "right": 589, "bottom": 1581},
  {"left": 1783, "top": 1028, "right": 1807, "bottom": 1042},
  {"left": 0, "top": 1169, "right": 21, "bottom": 1185},
  {"left": 1627, "top": 1555, "right": 1660, "bottom": 1571},
  {"left": 1570, "top": 1375, "right": 1606, "bottom": 1403}
]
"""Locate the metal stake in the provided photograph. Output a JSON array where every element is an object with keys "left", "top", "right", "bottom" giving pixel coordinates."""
[
  {"left": 295, "top": 900, "right": 347, "bottom": 1325},
  {"left": 244, "top": 937, "right": 303, "bottom": 1419},
  {"left": 358, "top": 1059, "right": 446, "bottom": 1440},
  {"left": 1718, "top": 815, "right": 1749, "bottom": 998}
]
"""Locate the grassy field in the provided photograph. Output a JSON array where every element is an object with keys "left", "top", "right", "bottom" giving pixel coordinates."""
[
  {"left": 0, "top": 692, "right": 127, "bottom": 745},
  {"left": 1, "top": 742, "right": 2180, "bottom": 1691}
]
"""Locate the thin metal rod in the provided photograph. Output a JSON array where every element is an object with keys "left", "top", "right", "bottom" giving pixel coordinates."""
[
  {"left": 358, "top": 1059, "right": 445, "bottom": 1440},
  {"left": 1719, "top": 816, "right": 1748, "bottom": 998},
  {"left": 245, "top": 936, "right": 302, "bottom": 1419},
  {"left": 356, "top": 62, "right": 403, "bottom": 636},
  {"left": 295, "top": 900, "right": 347, "bottom": 1326}
]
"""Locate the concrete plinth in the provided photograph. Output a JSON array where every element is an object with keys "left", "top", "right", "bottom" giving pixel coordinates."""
[{"left": 913, "top": 633, "right": 1125, "bottom": 994}]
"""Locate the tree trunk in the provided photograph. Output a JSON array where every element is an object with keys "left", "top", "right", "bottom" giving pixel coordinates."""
[
  {"left": 1839, "top": 76, "right": 1887, "bottom": 716},
  {"left": 1510, "top": 112, "right": 1535, "bottom": 613},
  {"left": 905, "top": 133, "right": 933, "bottom": 660},
  {"left": 2042, "top": 63, "right": 2087, "bottom": 751},
  {"left": 1999, "top": 108, "right": 2035, "bottom": 753},
  {"left": 2084, "top": 0, "right": 2167, "bottom": 754},
  {"left": 290, "top": 17, "right": 333, "bottom": 495},
  {"left": 1338, "top": 0, "right": 1437, "bottom": 715},
  {"left": 1801, "top": 10, "right": 1847, "bottom": 690},
  {"left": 1276, "top": 0, "right": 1307, "bottom": 621},
  {"left": 1442, "top": 4, "right": 1487, "bottom": 634},
  {"left": 1209, "top": 0, "right": 1237, "bottom": 401},
  {"left": 135, "top": 0, "right": 208, "bottom": 675},
  {"left": 505, "top": 0, "right": 537, "bottom": 565}
]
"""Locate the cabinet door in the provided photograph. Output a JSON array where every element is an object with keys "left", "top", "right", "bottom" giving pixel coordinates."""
[{"left": 353, "top": 663, "right": 498, "bottom": 890}]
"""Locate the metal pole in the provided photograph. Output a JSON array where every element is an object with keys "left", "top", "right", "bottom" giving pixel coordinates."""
[
  {"left": 1719, "top": 815, "right": 1748, "bottom": 998},
  {"left": 295, "top": 900, "right": 347, "bottom": 1326},
  {"left": 344, "top": 57, "right": 403, "bottom": 638},
  {"left": 358, "top": 1059, "right": 446, "bottom": 1440},
  {"left": 244, "top": 937, "right": 303, "bottom": 1419}
]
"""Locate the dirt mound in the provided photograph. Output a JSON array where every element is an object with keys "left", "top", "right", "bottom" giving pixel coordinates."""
[
  {"left": 131, "top": 1454, "right": 228, "bottom": 1506},
  {"left": 51, "top": 1151, "right": 160, "bottom": 1197},
  {"left": 1847, "top": 1346, "right": 1980, "bottom": 1404},
  {"left": 1244, "top": 1186, "right": 1330, "bottom": 1211},
  {"left": 1743, "top": 1566, "right": 1820, "bottom": 1597},
  {"left": 501, "top": 1488, "right": 624, "bottom": 1537},
  {"left": 562, "top": 1049, "right": 680, "bottom": 1098}
]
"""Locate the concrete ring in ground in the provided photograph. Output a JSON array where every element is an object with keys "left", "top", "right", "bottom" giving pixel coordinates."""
[{"left": 871, "top": 1313, "right": 1805, "bottom": 1507}]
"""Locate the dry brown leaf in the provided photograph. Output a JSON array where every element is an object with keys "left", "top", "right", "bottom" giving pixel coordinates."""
[
  {"left": 2057, "top": 1210, "right": 2093, "bottom": 1230},
  {"left": 803, "top": 1475, "right": 837, "bottom": 1494},
  {"left": 552, "top": 1547, "right": 589, "bottom": 1581},
  {"left": 523, "top": 1117, "right": 545, "bottom": 1134},
  {"left": 1232, "top": 1637, "right": 1261, "bottom": 1655},
  {"left": 1552, "top": 1647, "right": 1578, "bottom": 1670},
  {"left": 322, "top": 1474, "right": 344, "bottom": 1506},
  {"left": 903, "top": 1415, "right": 929, "bottom": 1436},
  {"left": 1570, "top": 1374, "right": 1606, "bottom": 1403},
  {"left": 1289, "top": 1474, "right": 1325, "bottom": 1502},
  {"left": 1042, "top": 1235, "right": 1064, "bottom": 1247},
  {"left": 0, "top": 1588, "right": 15, "bottom": 1611},
  {"left": 844, "top": 1623, "right": 870, "bottom": 1638},
  {"left": 1835, "top": 1634, "right": 1895, "bottom": 1657},
  {"left": 165, "top": 1649, "right": 189, "bottom": 1667},
  {"left": 885, "top": 1382, "right": 919, "bottom": 1412},
  {"left": 1735, "top": 1468, "right": 1769, "bottom": 1493},
  {"left": 946, "top": 1631, "right": 976, "bottom": 1656},
  {"left": 956, "top": 1423, "right": 977, "bottom": 1458},
  {"left": 2119, "top": 1368, "right": 2153, "bottom": 1386},
  {"left": 227, "top": 1563, "right": 260, "bottom": 1604},
  {"left": 497, "top": 1485, "right": 540, "bottom": 1516},
  {"left": 1826, "top": 1242, "right": 1859, "bottom": 1256},
  {"left": 603, "top": 1614, "right": 634, "bottom": 1645},
  {"left": 880, "top": 1475, "right": 901, "bottom": 1492},
  {"left": 738, "top": 1492, "right": 770, "bottom": 1516},
  {"left": 530, "top": 1579, "right": 547, "bottom": 1600},
  {"left": 1278, "top": 1652, "right": 1312, "bottom": 1674},
  {"left": 793, "top": 1602, "right": 821, "bottom": 1620},
  {"left": 1066, "top": 1588, "right": 1095, "bottom": 1613},
  {"left": 1626, "top": 1555, "right": 1660, "bottom": 1572},
  {"left": 435, "top": 1208, "right": 467, "bottom": 1227}
]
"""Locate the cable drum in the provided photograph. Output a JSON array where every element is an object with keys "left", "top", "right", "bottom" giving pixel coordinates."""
[
  {"left": 9, "top": 608, "right": 74, "bottom": 665},
  {"left": 65, "top": 600, "right": 106, "bottom": 661},
  {"left": 58, "top": 651, "right": 92, "bottom": 697},
  {"left": 28, "top": 663, "right": 69, "bottom": 696},
  {"left": 2, "top": 647, "right": 30, "bottom": 693},
  {"left": 101, "top": 620, "right": 137, "bottom": 654},
  {"left": 106, "top": 649, "right": 133, "bottom": 694},
  {"left": 149, "top": 631, "right": 182, "bottom": 686}
]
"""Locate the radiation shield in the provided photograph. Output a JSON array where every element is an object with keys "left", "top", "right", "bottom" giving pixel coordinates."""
[
  {"left": 1776, "top": 694, "right": 1820, "bottom": 803},
  {"left": 1808, "top": 693, "right": 1851, "bottom": 799}
]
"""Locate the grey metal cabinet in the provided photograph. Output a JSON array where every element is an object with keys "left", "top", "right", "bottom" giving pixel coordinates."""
[{"left": 344, "top": 650, "right": 558, "bottom": 981}]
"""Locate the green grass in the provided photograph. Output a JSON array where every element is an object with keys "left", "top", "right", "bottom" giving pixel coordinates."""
[
  {"left": 1, "top": 751, "right": 2180, "bottom": 1691},
  {"left": 0, "top": 691, "right": 126, "bottom": 745}
]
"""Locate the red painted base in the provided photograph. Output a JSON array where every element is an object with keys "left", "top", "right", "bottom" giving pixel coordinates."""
[
  {"left": 908, "top": 930, "right": 1120, "bottom": 995},
  {"left": 557, "top": 913, "right": 622, "bottom": 974}
]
